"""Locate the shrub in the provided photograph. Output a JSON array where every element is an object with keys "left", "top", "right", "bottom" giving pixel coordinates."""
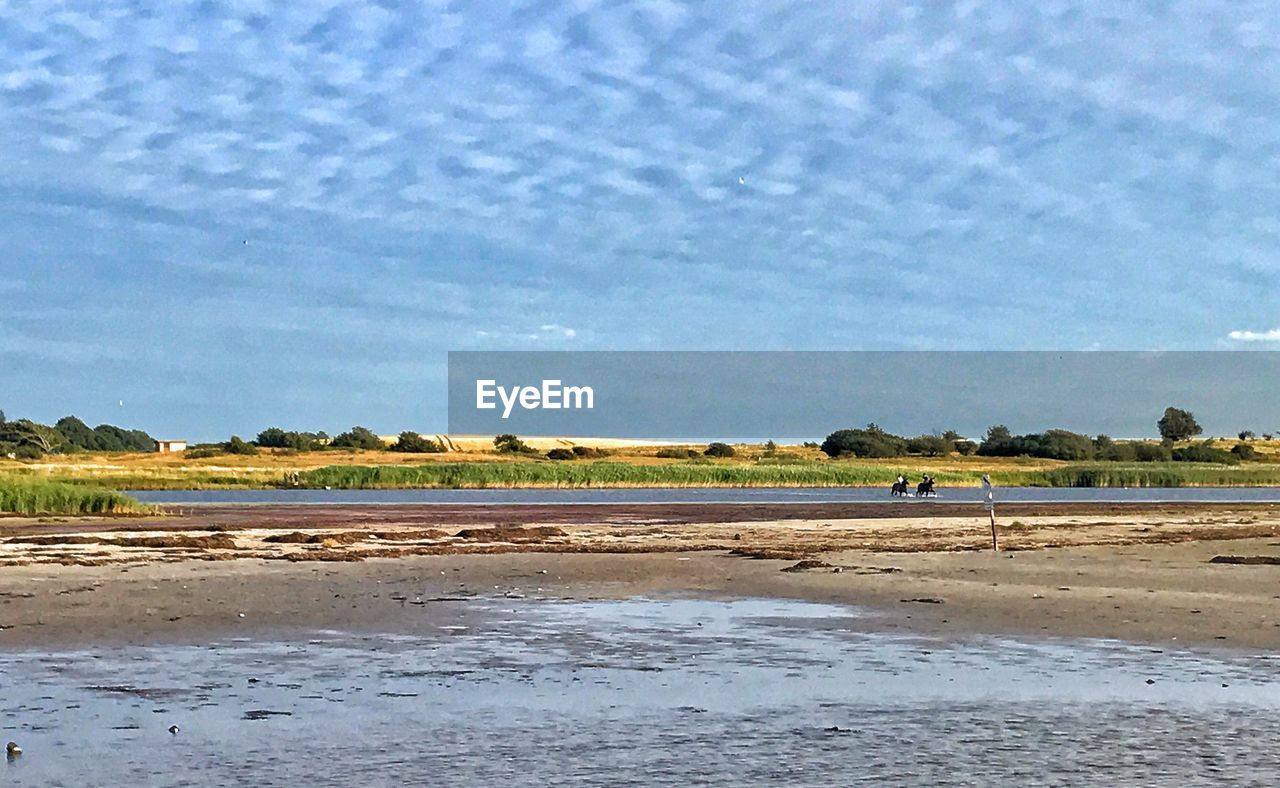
[
  {"left": 1231, "top": 443, "right": 1258, "bottom": 461},
  {"left": 978, "top": 427, "right": 1094, "bottom": 460},
  {"left": 493, "top": 434, "right": 534, "bottom": 454},
  {"left": 656, "top": 447, "right": 700, "bottom": 459},
  {"left": 820, "top": 425, "right": 906, "bottom": 458},
  {"left": 546, "top": 448, "right": 576, "bottom": 460},
  {"left": 256, "top": 427, "right": 326, "bottom": 451},
  {"left": 391, "top": 431, "right": 443, "bottom": 453},
  {"left": 1171, "top": 442, "right": 1237, "bottom": 464},
  {"left": 331, "top": 426, "right": 386, "bottom": 451},
  {"left": 223, "top": 436, "right": 258, "bottom": 455},
  {"left": 704, "top": 442, "right": 736, "bottom": 458},
  {"left": 183, "top": 446, "right": 223, "bottom": 459},
  {"left": 1133, "top": 443, "right": 1173, "bottom": 462},
  {"left": 905, "top": 434, "right": 950, "bottom": 456}
]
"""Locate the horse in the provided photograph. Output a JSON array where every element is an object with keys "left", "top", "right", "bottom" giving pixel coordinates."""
[
  {"left": 891, "top": 479, "right": 910, "bottom": 496},
  {"left": 916, "top": 479, "right": 936, "bottom": 497}
]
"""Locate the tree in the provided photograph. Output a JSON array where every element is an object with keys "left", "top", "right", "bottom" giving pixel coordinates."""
[
  {"left": 55, "top": 416, "right": 98, "bottom": 450},
  {"left": 223, "top": 435, "right": 258, "bottom": 455},
  {"left": 1157, "top": 407, "right": 1201, "bottom": 442},
  {"left": 977, "top": 425, "right": 1013, "bottom": 455},
  {"left": 905, "top": 434, "right": 950, "bottom": 456},
  {"left": 256, "top": 427, "right": 289, "bottom": 447},
  {"left": 331, "top": 426, "right": 386, "bottom": 451},
  {"left": 391, "top": 431, "right": 442, "bottom": 453},
  {"left": 1239, "top": 431, "right": 1256, "bottom": 441},
  {"left": 493, "top": 434, "right": 533, "bottom": 454},
  {"left": 704, "top": 442, "right": 736, "bottom": 457},
  {"left": 257, "top": 428, "right": 325, "bottom": 451},
  {"left": 820, "top": 426, "right": 907, "bottom": 458},
  {"left": 0, "top": 419, "right": 63, "bottom": 455}
]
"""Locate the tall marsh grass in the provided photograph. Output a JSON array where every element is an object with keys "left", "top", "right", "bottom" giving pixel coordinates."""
[
  {"left": 297, "top": 460, "right": 1280, "bottom": 489},
  {"left": 298, "top": 462, "right": 985, "bottom": 489},
  {"left": 0, "top": 476, "right": 153, "bottom": 515},
  {"left": 1001, "top": 463, "right": 1280, "bottom": 488}
]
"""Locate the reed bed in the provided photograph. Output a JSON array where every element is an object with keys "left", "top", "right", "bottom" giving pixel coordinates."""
[
  {"left": 297, "top": 460, "right": 1280, "bottom": 489},
  {"left": 0, "top": 476, "right": 153, "bottom": 515}
]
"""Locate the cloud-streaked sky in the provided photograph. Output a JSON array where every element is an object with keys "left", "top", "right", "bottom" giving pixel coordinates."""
[{"left": 2, "top": 1, "right": 1279, "bottom": 439}]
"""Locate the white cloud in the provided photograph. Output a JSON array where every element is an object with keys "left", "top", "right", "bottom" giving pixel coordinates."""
[{"left": 1228, "top": 328, "right": 1280, "bottom": 342}]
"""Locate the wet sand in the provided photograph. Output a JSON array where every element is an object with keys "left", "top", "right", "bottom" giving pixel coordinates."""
[{"left": 1, "top": 502, "right": 1279, "bottom": 650}]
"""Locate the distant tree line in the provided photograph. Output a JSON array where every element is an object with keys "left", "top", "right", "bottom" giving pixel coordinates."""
[
  {"left": 192, "top": 427, "right": 448, "bottom": 457},
  {"left": 0, "top": 410, "right": 154, "bottom": 459},
  {"left": 818, "top": 407, "right": 1256, "bottom": 464}
]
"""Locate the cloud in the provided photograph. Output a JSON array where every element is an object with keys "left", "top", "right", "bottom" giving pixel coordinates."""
[
  {"left": 1228, "top": 329, "right": 1280, "bottom": 342},
  {"left": 3, "top": 0, "right": 1280, "bottom": 434}
]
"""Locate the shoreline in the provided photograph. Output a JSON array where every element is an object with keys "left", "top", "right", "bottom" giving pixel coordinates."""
[
  {"left": 1, "top": 501, "right": 1279, "bottom": 652},
  {"left": 2, "top": 544, "right": 1279, "bottom": 652}
]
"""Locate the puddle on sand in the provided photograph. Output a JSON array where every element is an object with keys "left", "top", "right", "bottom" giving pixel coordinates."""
[{"left": 3, "top": 597, "right": 1279, "bottom": 786}]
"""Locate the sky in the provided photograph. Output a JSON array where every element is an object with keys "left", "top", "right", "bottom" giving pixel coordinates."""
[{"left": 2, "top": 1, "right": 1279, "bottom": 440}]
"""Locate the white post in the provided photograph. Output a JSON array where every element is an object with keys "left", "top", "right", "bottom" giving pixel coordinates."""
[{"left": 982, "top": 474, "right": 998, "bottom": 551}]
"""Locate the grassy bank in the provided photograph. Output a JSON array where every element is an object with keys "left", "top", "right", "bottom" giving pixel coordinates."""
[
  {"left": 297, "top": 461, "right": 982, "bottom": 489},
  {"left": 1000, "top": 464, "right": 1280, "bottom": 488},
  {"left": 0, "top": 477, "right": 153, "bottom": 516},
  {"left": 296, "top": 460, "right": 1280, "bottom": 489}
]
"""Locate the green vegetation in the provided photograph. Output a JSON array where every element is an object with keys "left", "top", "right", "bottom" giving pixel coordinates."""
[
  {"left": 820, "top": 425, "right": 908, "bottom": 458},
  {"left": 0, "top": 411, "right": 154, "bottom": 458},
  {"left": 493, "top": 434, "right": 536, "bottom": 454},
  {"left": 294, "top": 460, "right": 1280, "bottom": 489},
  {"left": 0, "top": 477, "right": 152, "bottom": 515},
  {"left": 1158, "top": 407, "right": 1202, "bottom": 442},
  {"left": 255, "top": 427, "right": 328, "bottom": 451},
  {"left": 222, "top": 435, "right": 258, "bottom": 455},
  {"left": 330, "top": 426, "right": 385, "bottom": 451},
  {"left": 999, "top": 463, "right": 1280, "bottom": 488},
  {"left": 391, "top": 431, "right": 443, "bottom": 453},
  {"left": 296, "top": 461, "right": 985, "bottom": 489},
  {"left": 703, "top": 442, "right": 736, "bottom": 458}
]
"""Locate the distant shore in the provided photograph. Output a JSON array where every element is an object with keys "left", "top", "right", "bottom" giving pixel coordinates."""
[{"left": 6, "top": 450, "right": 1280, "bottom": 493}]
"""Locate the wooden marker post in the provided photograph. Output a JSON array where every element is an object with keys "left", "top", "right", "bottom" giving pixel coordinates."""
[{"left": 982, "top": 474, "right": 998, "bottom": 551}]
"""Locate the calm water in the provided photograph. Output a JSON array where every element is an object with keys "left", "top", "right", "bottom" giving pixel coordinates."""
[
  {"left": 131, "top": 486, "right": 1280, "bottom": 506},
  {"left": 3, "top": 598, "right": 1279, "bottom": 786}
]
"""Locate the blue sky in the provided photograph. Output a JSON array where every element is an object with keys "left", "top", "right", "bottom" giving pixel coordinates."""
[{"left": 2, "top": 1, "right": 1279, "bottom": 440}]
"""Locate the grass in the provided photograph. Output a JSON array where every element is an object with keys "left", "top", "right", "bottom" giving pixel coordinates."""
[
  {"left": 297, "top": 461, "right": 985, "bottom": 489},
  {"left": 0, "top": 476, "right": 153, "bottom": 516},
  {"left": 999, "top": 463, "right": 1280, "bottom": 488},
  {"left": 5, "top": 443, "right": 1280, "bottom": 490},
  {"left": 297, "top": 460, "right": 1280, "bottom": 490}
]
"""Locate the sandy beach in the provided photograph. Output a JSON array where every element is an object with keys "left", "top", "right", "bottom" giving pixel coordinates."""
[{"left": 2, "top": 502, "right": 1279, "bottom": 650}]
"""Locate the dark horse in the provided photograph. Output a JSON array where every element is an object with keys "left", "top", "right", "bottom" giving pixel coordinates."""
[
  {"left": 891, "top": 479, "right": 910, "bottom": 496},
  {"left": 916, "top": 479, "right": 936, "bottom": 497}
]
